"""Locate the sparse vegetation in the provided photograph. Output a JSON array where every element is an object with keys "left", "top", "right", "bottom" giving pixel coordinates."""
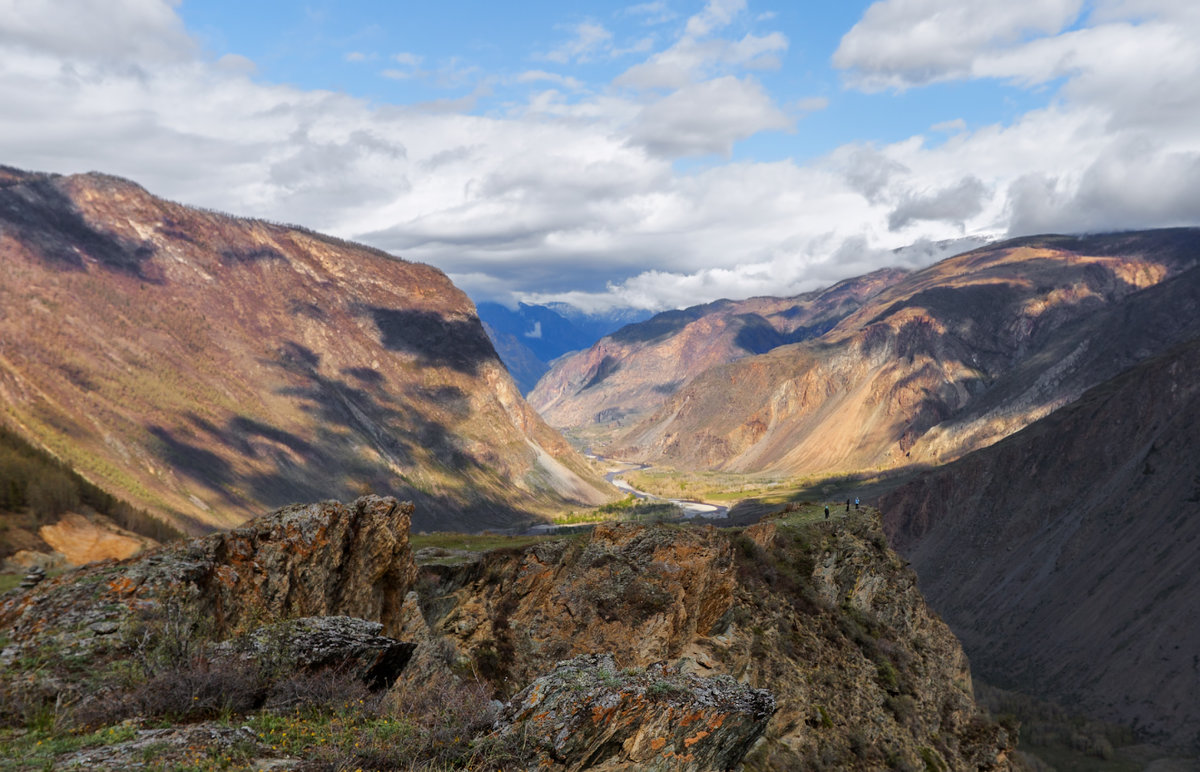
[
  {"left": 0, "top": 581, "right": 531, "bottom": 770},
  {"left": 0, "top": 424, "right": 183, "bottom": 556}
]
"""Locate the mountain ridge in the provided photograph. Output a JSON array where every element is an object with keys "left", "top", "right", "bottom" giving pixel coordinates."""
[
  {"left": 607, "top": 229, "right": 1200, "bottom": 476},
  {"left": 529, "top": 268, "right": 909, "bottom": 434},
  {"left": 0, "top": 166, "right": 610, "bottom": 533}
]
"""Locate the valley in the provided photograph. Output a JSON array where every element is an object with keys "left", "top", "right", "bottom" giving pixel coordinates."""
[{"left": 1, "top": 166, "right": 1197, "bottom": 771}]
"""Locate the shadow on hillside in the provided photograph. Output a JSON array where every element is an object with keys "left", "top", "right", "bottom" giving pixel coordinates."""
[
  {"left": 148, "top": 340, "right": 527, "bottom": 532},
  {"left": 368, "top": 307, "right": 498, "bottom": 375},
  {"left": 725, "top": 465, "right": 934, "bottom": 526},
  {"left": 0, "top": 177, "right": 161, "bottom": 281}
]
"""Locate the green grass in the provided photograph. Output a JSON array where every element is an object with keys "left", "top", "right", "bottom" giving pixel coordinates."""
[
  {"left": 0, "top": 723, "right": 140, "bottom": 770},
  {"left": 622, "top": 465, "right": 928, "bottom": 511}
]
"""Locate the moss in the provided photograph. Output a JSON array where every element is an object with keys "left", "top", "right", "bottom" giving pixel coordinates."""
[{"left": 920, "top": 745, "right": 947, "bottom": 771}]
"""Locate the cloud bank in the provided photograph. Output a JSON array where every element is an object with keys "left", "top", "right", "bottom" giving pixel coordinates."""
[{"left": 1, "top": 0, "right": 1198, "bottom": 312}]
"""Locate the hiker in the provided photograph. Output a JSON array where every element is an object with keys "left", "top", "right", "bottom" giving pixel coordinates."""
[
  {"left": 854, "top": 497, "right": 860, "bottom": 510},
  {"left": 824, "top": 504, "right": 830, "bottom": 520},
  {"left": 845, "top": 498, "right": 850, "bottom": 513}
]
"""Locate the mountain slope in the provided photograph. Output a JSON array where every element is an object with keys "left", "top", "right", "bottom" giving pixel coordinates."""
[
  {"left": 613, "top": 230, "right": 1200, "bottom": 475},
  {"left": 0, "top": 166, "right": 610, "bottom": 532},
  {"left": 879, "top": 336, "right": 1200, "bottom": 750},
  {"left": 528, "top": 269, "right": 907, "bottom": 434}
]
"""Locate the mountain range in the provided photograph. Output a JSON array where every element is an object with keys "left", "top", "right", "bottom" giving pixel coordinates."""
[
  {"left": 0, "top": 166, "right": 610, "bottom": 533},
  {"left": 535, "top": 230, "right": 1200, "bottom": 480},
  {"left": 528, "top": 268, "right": 907, "bottom": 435}
]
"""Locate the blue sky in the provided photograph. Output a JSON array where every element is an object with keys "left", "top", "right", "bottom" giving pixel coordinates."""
[
  {"left": 175, "top": 1, "right": 1043, "bottom": 163},
  {"left": 2, "top": 1, "right": 1199, "bottom": 311}
]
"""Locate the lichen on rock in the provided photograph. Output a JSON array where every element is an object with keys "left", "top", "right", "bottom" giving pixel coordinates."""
[{"left": 494, "top": 653, "right": 776, "bottom": 771}]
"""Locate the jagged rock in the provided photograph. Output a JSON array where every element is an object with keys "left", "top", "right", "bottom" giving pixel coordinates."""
[
  {"left": 403, "top": 512, "right": 1016, "bottom": 770},
  {"left": 494, "top": 654, "right": 775, "bottom": 771},
  {"left": 0, "top": 496, "right": 418, "bottom": 661},
  {"left": 218, "top": 616, "right": 415, "bottom": 690}
]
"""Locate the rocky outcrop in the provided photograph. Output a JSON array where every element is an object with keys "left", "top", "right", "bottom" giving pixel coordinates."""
[
  {"left": 495, "top": 654, "right": 776, "bottom": 771},
  {"left": 401, "top": 511, "right": 1015, "bottom": 770},
  {"left": 218, "top": 616, "right": 415, "bottom": 691},
  {"left": 0, "top": 496, "right": 418, "bottom": 658}
]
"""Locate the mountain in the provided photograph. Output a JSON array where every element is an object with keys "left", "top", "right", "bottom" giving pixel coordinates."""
[
  {"left": 0, "top": 166, "right": 610, "bottom": 533},
  {"left": 528, "top": 269, "right": 908, "bottom": 435},
  {"left": 878, "top": 336, "right": 1200, "bottom": 751},
  {"left": 610, "top": 230, "right": 1200, "bottom": 475},
  {"left": 476, "top": 301, "right": 651, "bottom": 394}
]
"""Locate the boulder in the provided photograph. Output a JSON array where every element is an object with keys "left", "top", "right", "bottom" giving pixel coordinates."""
[
  {"left": 494, "top": 654, "right": 775, "bottom": 771},
  {"left": 0, "top": 496, "right": 418, "bottom": 659},
  {"left": 218, "top": 616, "right": 415, "bottom": 690}
]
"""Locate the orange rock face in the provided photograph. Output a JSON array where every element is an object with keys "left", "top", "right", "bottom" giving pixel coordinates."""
[{"left": 0, "top": 496, "right": 418, "bottom": 650}]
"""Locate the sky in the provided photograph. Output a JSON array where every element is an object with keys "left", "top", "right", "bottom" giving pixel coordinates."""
[{"left": 2, "top": 1, "right": 1199, "bottom": 312}]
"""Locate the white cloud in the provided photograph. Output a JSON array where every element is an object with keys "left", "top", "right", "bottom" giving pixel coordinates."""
[
  {"left": 888, "top": 176, "right": 989, "bottom": 231},
  {"left": 628, "top": 76, "right": 791, "bottom": 157},
  {"left": 623, "top": 1, "right": 677, "bottom": 25},
  {"left": 1007, "top": 138, "right": 1200, "bottom": 235},
  {"left": 834, "top": 0, "right": 1085, "bottom": 90},
  {"left": 392, "top": 52, "right": 424, "bottom": 67},
  {"left": 539, "top": 21, "right": 613, "bottom": 64},
  {"left": 516, "top": 70, "right": 584, "bottom": 90},
  {"left": 0, "top": 0, "right": 195, "bottom": 65},
  {"left": 685, "top": 0, "right": 746, "bottom": 39},
  {"left": 932, "top": 118, "right": 966, "bottom": 133},
  {"left": 2, "top": 0, "right": 1198, "bottom": 318}
]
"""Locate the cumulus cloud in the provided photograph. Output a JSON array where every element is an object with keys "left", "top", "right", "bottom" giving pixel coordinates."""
[
  {"left": 628, "top": 76, "right": 791, "bottom": 157},
  {"left": 1007, "top": 140, "right": 1200, "bottom": 235},
  {"left": 834, "top": 0, "right": 1085, "bottom": 90},
  {"left": 0, "top": 0, "right": 195, "bottom": 64},
  {"left": 829, "top": 144, "right": 910, "bottom": 204},
  {"left": 2, "top": 0, "right": 1198, "bottom": 316}
]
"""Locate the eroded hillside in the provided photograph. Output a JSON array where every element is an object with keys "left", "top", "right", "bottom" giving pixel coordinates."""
[
  {"left": 0, "top": 166, "right": 610, "bottom": 532},
  {"left": 529, "top": 268, "right": 906, "bottom": 434},
  {"left": 612, "top": 231, "right": 1200, "bottom": 476}
]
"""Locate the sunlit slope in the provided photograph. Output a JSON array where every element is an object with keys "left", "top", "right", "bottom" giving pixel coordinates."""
[
  {"left": 0, "top": 167, "right": 610, "bottom": 532},
  {"left": 529, "top": 269, "right": 907, "bottom": 435},
  {"left": 613, "top": 230, "right": 1200, "bottom": 475}
]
